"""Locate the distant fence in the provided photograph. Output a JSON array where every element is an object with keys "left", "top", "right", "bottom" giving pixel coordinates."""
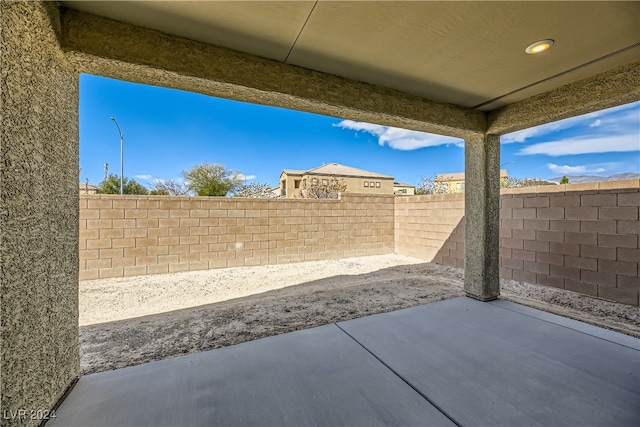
[
  {"left": 80, "top": 180, "right": 639, "bottom": 306},
  {"left": 395, "top": 180, "right": 639, "bottom": 306}
]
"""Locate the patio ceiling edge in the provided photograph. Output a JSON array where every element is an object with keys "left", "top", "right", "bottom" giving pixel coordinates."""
[
  {"left": 57, "top": 7, "right": 486, "bottom": 141},
  {"left": 487, "top": 60, "right": 640, "bottom": 136}
]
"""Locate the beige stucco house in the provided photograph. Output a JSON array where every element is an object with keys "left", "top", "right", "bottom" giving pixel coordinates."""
[
  {"left": 393, "top": 182, "right": 416, "bottom": 196},
  {"left": 436, "top": 169, "right": 509, "bottom": 193},
  {"left": 79, "top": 183, "right": 99, "bottom": 195},
  {"left": 279, "top": 163, "right": 394, "bottom": 197}
]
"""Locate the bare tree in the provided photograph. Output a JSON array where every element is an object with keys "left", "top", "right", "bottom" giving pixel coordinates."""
[
  {"left": 233, "top": 182, "right": 278, "bottom": 198},
  {"left": 415, "top": 175, "right": 453, "bottom": 195},
  {"left": 501, "top": 177, "right": 557, "bottom": 188},
  {"left": 150, "top": 178, "right": 190, "bottom": 196},
  {"left": 500, "top": 176, "right": 524, "bottom": 189},
  {"left": 299, "top": 177, "right": 347, "bottom": 199},
  {"left": 415, "top": 174, "right": 555, "bottom": 195}
]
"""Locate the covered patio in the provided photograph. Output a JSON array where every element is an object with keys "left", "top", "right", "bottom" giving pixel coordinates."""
[
  {"left": 51, "top": 297, "right": 639, "bottom": 426},
  {"left": 1, "top": 2, "right": 638, "bottom": 426}
]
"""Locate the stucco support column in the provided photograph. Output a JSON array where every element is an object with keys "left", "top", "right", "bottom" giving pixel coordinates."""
[
  {"left": 1, "top": 1, "right": 79, "bottom": 424},
  {"left": 464, "top": 134, "right": 500, "bottom": 301}
]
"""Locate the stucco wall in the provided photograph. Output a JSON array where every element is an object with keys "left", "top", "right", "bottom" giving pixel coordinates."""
[
  {"left": 59, "top": 7, "right": 486, "bottom": 141},
  {"left": 280, "top": 174, "right": 394, "bottom": 198},
  {"left": 1, "top": 2, "right": 79, "bottom": 425},
  {"left": 79, "top": 194, "right": 394, "bottom": 280},
  {"left": 395, "top": 181, "right": 640, "bottom": 306},
  {"left": 280, "top": 173, "right": 300, "bottom": 197},
  {"left": 341, "top": 176, "right": 394, "bottom": 195}
]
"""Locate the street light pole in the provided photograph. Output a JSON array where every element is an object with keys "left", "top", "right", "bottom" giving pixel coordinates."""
[{"left": 110, "top": 117, "right": 124, "bottom": 195}]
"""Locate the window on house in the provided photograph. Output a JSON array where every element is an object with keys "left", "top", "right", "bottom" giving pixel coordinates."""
[
  {"left": 322, "top": 179, "right": 328, "bottom": 185},
  {"left": 311, "top": 178, "right": 318, "bottom": 185},
  {"left": 294, "top": 180, "right": 300, "bottom": 189},
  {"left": 370, "top": 181, "right": 375, "bottom": 187},
  {"left": 364, "top": 181, "right": 369, "bottom": 187},
  {"left": 456, "top": 183, "right": 465, "bottom": 190},
  {"left": 376, "top": 182, "right": 380, "bottom": 188}
]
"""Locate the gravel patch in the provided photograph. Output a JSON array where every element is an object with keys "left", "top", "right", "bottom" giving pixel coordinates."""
[{"left": 80, "top": 255, "right": 639, "bottom": 375}]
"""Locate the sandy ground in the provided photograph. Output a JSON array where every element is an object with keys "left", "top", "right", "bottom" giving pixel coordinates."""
[{"left": 80, "top": 254, "right": 639, "bottom": 375}]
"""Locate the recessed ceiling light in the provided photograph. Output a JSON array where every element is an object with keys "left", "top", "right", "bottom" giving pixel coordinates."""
[{"left": 525, "top": 39, "right": 554, "bottom": 54}]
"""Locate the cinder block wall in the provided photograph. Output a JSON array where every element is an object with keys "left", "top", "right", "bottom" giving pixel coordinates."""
[
  {"left": 500, "top": 181, "right": 639, "bottom": 305},
  {"left": 395, "top": 180, "right": 640, "bottom": 306},
  {"left": 80, "top": 181, "right": 638, "bottom": 305},
  {"left": 79, "top": 194, "right": 394, "bottom": 280},
  {"left": 394, "top": 193, "right": 465, "bottom": 268}
]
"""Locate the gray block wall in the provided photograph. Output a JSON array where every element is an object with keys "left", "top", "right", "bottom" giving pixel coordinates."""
[{"left": 1, "top": 2, "right": 79, "bottom": 425}]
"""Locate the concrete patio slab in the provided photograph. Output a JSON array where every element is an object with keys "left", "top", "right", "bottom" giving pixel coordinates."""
[
  {"left": 339, "top": 297, "right": 640, "bottom": 426},
  {"left": 49, "top": 297, "right": 639, "bottom": 426},
  {"left": 49, "top": 324, "right": 453, "bottom": 427}
]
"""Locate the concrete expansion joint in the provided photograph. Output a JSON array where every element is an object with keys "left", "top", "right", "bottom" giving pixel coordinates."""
[{"left": 334, "top": 323, "right": 463, "bottom": 427}]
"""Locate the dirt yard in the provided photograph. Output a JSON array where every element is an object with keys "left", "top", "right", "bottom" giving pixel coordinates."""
[{"left": 80, "top": 254, "right": 639, "bottom": 375}]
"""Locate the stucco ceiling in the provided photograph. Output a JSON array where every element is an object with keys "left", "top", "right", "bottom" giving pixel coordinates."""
[{"left": 61, "top": 1, "right": 640, "bottom": 111}]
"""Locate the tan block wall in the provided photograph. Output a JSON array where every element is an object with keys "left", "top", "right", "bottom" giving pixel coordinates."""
[
  {"left": 79, "top": 194, "right": 394, "bottom": 280},
  {"left": 395, "top": 180, "right": 640, "bottom": 306},
  {"left": 395, "top": 193, "right": 465, "bottom": 268},
  {"left": 500, "top": 181, "right": 639, "bottom": 306},
  {"left": 80, "top": 181, "right": 638, "bottom": 306}
]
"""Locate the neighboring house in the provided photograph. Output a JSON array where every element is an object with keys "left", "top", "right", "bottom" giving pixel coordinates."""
[
  {"left": 435, "top": 169, "right": 509, "bottom": 193},
  {"left": 269, "top": 186, "right": 281, "bottom": 198},
  {"left": 393, "top": 182, "right": 416, "bottom": 196},
  {"left": 79, "top": 183, "right": 99, "bottom": 195},
  {"left": 279, "top": 163, "right": 394, "bottom": 198}
]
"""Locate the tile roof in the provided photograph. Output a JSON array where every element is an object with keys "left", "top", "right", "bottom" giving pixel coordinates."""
[
  {"left": 293, "top": 163, "right": 393, "bottom": 179},
  {"left": 281, "top": 169, "right": 305, "bottom": 175},
  {"left": 393, "top": 182, "right": 415, "bottom": 187}
]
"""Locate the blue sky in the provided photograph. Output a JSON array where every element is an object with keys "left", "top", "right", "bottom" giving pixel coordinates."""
[{"left": 79, "top": 74, "right": 639, "bottom": 188}]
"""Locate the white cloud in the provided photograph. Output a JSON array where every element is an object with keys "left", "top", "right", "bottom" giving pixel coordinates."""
[
  {"left": 134, "top": 174, "right": 153, "bottom": 180},
  {"left": 337, "top": 121, "right": 384, "bottom": 134},
  {"left": 503, "top": 101, "right": 639, "bottom": 145},
  {"left": 153, "top": 177, "right": 185, "bottom": 184},
  {"left": 335, "top": 120, "right": 462, "bottom": 150},
  {"left": 517, "top": 135, "right": 639, "bottom": 156},
  {"left": 501, "top": 127, "right": 542, "bottom": 144},
  {"left": 501, "top": 117, "right": 578, "bottom": 144},
  {"left": 547, "top": 163, "right": 606, "bottom": 175},
  {"left": 235, "top": 173, "right": 256, "bottom": 181}
]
